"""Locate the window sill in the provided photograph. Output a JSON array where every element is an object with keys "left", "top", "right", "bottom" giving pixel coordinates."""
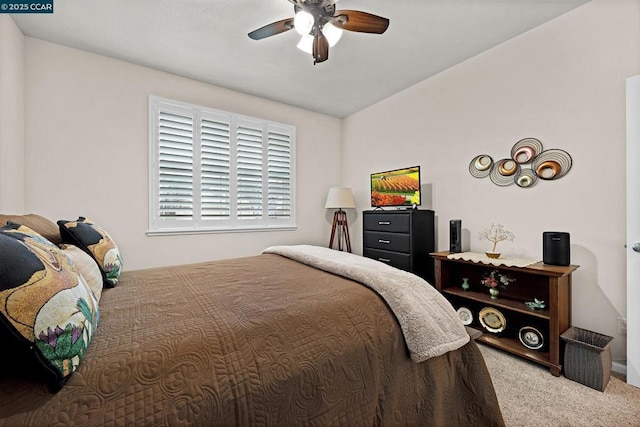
[{"left": 146, "top": 225, "right": 297, "bottom": 237}]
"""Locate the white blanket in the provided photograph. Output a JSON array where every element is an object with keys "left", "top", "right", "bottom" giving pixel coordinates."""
[{"left": 262, "top": 245, "right": 469, "bottom": 362}]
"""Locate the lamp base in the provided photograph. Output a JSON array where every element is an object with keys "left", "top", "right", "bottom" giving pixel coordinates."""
[{"left": 329, "top": 209, "right": 351, "bottom": 252}]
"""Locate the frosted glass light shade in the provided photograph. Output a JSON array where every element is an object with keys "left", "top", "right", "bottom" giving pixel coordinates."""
[
  {"left": 323, "top": 23, "right": 343, "bottom": 47},
  {"left": 294, "top": 11, "right": 314, "bottom": 35},
  {"left": 325, "top": 187, "right": 356, "bottom": 209},
  {"left": 297, "top": 34, "right": 314, "bottom": 54}
]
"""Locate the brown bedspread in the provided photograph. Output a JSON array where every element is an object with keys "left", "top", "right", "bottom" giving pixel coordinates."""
[{"left": 0, "top": 254, "right": 504, "bottom": 426}]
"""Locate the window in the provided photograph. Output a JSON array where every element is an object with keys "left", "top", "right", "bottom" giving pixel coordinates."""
[{"left": 148, "top": 96, "right": 296, "bottom": 234}]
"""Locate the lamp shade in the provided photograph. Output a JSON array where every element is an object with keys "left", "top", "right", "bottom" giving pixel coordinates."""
[
  {"left": 325, "top": 187, "right": 356, "bottom": 209},
  {"left": 322, "top": 22, "right": 343, "bottom": 47},
  {"left": 297, "top": 34, "right": 314, "bottom": 54},
  {"left": 294, "top": 10, "right": 314, "bottom": 35}
]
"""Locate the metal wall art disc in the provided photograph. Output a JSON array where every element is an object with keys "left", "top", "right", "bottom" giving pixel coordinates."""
[
  {"left": 514, "top": 167, "right": 538, "bottom": 188},
  {"left": 470, "top": 138, "right": 572, "bottom": 188},
  {"left": 469, "top": 154, "right": 494, "bottom": 178},
  {"left": 511, "top": 138, "right": 544, "bottom": 164},
  {"left": 531, "top": 149, "right": 572, "bottom": 180},
  {"left": 490, "top": 158, "right": 520, "bottom": 186}
]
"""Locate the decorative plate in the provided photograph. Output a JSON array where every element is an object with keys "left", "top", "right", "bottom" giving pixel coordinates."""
[
  {"left": 456, "top": 307, "right": 473, "bottom": 326},
  {"left": 519, "top": 326, "right": 544, "bottom": 350},
  {"left": 479, "top": 307, "right": 506, "bottom": 333}
]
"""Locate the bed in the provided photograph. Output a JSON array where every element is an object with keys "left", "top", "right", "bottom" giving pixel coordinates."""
[{"left": 0, "top": 216, "right": 504, "bottom": 426}]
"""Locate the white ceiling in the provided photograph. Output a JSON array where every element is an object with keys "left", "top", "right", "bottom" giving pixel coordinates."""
[{"left": 12, "top": 0, "right": 587, "bottom": 118}]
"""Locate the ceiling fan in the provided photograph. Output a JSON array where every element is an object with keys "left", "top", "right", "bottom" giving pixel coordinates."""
[{"left": 248, "top": 0, "right": 389, "bottom": 65}]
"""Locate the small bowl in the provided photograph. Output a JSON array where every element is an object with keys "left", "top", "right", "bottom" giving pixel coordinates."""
[{"left": 486, "top": 252, "right": 501, "bottom": 259}]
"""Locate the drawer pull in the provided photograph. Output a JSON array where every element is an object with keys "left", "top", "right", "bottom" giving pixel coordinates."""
[
  {"left": 378, "top": 258, "right": 391, "bottom": 263},
  {"left": 378, "top": 239, "right": 391, "bottom": 244},
  {"left": 378, "top": 221, "right": 391, "bottom": 225}
]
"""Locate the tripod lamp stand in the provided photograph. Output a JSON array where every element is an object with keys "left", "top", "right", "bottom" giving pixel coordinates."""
[{"left": 325, "top": 187, "right": 356, "bottom": 252}]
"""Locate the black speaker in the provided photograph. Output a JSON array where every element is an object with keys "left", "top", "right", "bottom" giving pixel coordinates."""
[
  {"left": 450, "top": 219, "right": 462, "bottom": 253},
  {"left": 543, "top": 232, "right": 570, "bottom": 266}
]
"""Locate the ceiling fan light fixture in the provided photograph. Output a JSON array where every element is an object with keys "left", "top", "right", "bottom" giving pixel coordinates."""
[
  {"left": 296, "top": 34, "right": 314, "bottom": 54},
  {"left": 322, "top": 22, "right": 343, "bottom": 47},
  {"left": 248, "top": 3, "right": 389, "bottom": 64},
  {"left": 293, "top": 10, "right": 314, "bottom": 35}
]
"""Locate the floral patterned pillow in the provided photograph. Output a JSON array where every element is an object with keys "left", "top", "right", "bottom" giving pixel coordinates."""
[
  {"left": 57, "top": 217, "right": 123, "bottom": 288},
  {"left": 60, "top": 243, "right": 104, "bottom": 302},
  {"left": 0, "top": 223, "right": 99, "bottom": 392}
]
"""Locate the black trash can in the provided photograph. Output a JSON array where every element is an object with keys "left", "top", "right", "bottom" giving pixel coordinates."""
[{"left": 561, "top": 327, "right": 614, "bottom": 391}]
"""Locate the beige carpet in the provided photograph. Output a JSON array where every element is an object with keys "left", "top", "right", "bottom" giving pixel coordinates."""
[{"left": 479, "top": 343, "right": 640, "bottom": 427}]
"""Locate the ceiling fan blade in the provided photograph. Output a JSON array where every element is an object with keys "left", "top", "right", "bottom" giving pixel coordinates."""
[
  {"left": 333, "top": 10, "right": 389, "bottom": 34},
  {"left": 313, "top": 31, "right": 329, "bottom": 64},
  {"left": 248, "top": 18, "right": 294, "bottom": 40}
]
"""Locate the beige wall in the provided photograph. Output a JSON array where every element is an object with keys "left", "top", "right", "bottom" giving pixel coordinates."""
[
  {"left": 0, "top": 16, "right": 24, "bottom": 212},
  {"left": 342, "top": 0, "right": 640, "bottom": 363},
  {"left": 23, "top": 38, "right": 343, "bottom": 270}
]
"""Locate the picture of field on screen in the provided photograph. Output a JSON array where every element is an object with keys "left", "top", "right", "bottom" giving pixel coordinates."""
[{"left": 370, "top": 166, "right": 421, "bottom": 208}]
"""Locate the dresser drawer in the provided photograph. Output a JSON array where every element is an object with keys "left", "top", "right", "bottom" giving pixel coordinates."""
[
  {"left": 363, "top": 231, "right": 411, "bottom": 253},
  {"left": 363, "top": 213, "right": 411, "bottom": 233},
  {"left": 363, "top": 248, "right": 411, "bottom": 271}
]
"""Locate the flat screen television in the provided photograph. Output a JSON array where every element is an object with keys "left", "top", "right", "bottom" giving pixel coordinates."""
[{"left": 370, "top": 166, "right": 421, "bottom": 208}]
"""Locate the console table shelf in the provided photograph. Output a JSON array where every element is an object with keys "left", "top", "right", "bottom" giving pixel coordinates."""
[
  {"left": 431, "top": 251, "right": 579, "bottom": 376},
  {"left": 476, "top": 333, "right": 552, "bottom": 368},
  {"left": 442, "top": 288, "right": 551, "bottom": 320}
]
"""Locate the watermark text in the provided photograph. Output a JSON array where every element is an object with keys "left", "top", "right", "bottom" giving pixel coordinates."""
[{"left": 1, "top": 0, "right": 53, "bottom": 13}]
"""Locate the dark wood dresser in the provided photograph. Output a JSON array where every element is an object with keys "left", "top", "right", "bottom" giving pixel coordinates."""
[{"left": 362, "top": 209, "right": 435, "bottom": 283}]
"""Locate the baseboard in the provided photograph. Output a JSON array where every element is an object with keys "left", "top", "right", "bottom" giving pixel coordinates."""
[{"left": 612, "top": 361, "right": 627, "bottom": 376}]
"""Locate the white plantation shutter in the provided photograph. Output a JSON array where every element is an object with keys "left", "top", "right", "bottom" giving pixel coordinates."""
[
  {"left": 149, "top": 96, "right": 295, "bottom": 233},
  {"left": 236, "top": 123, "right": 264, "bottom": 219},
  {"left": 268, "top": 128, "right": 292, "bottom": 219},
  {"left": 157, "top": 109, "right": 194, "bottom": 221},
  {"left": 201, "top": 115, "right": 231, "bottom": 220}
]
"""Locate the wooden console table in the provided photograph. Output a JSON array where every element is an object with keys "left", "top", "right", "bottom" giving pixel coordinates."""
[{"left": 431, "top": 251, "right": 578, "bottom": 376}]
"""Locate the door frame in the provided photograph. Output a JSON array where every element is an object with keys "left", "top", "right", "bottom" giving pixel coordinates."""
[{"left": 626, "top": 75, "right": 640, "bottom": 388}]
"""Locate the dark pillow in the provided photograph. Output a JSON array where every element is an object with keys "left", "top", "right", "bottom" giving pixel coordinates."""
[
  {"left": 0, "top": 223, "right": 99, "bottom": 392},
  {"left": 57, "top": 217, "right": 123, "bottom": 288},
  {"left": 0, "top": 214, "right": 62, "bottom": 245}
]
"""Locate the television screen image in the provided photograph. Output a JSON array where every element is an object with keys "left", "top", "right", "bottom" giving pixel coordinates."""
[{"left": 371, "top": 166, "right": 421, "bottom": 207}]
